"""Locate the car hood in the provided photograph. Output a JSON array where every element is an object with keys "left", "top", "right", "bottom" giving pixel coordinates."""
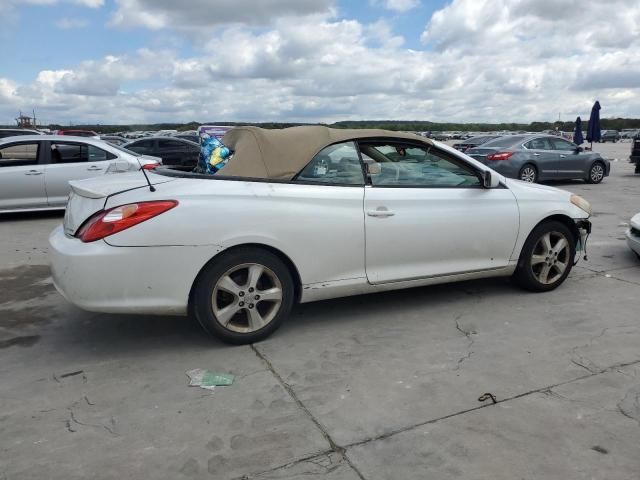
[{"left": 505, "top": 177, "right": 572, "bottom": 200}]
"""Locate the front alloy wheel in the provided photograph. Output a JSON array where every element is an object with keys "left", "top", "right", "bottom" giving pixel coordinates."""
[
  {"left": 530, "top": 232, "right": 571, "bottom": 285},
  {"left": 514, "top": 221, "right": 575, "bottom": 292}
]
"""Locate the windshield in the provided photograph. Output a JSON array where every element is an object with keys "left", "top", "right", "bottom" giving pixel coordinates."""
[
  {"left": 109, "top": 143, "right": 143, "bottom": 157},
  {"left": 482, "top": 135, "right": 528, "bottom": 148}
]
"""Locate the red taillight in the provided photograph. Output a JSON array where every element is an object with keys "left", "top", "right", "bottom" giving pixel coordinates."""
[
  {"left": 142, "top": 163, "right": 159, "bottom": 170},
  {"left": 76, "top": 200, "right": 178, "bottom": 242},
  {"left": 487, "top": 151, "right": 514, "bottom": 161}
]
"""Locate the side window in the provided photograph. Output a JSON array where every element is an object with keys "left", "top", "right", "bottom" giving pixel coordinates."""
[
  {"left": 127, "top": 140, "right": 154, "bottom": 154},
  {"left": 87, "top": 145, "right": 115, "bottom": 161},
  {"left": 0, "top": 142, "right": 40, "bottom": 167},
  {"left": 296, "top": 141, "right": 364, "bottom": 186},
  {"left": 552, "top": 138, "right": 577, "bottom": 151},
  {"left": 158, "top": 140, "right": 186, "bottom": 150},
  {"left": 524, "top": 138, "right": 552, "bottom": 150},
  {"left": 51, "top": 143, "right": 86, "bottom": 163},
  {"left": 359, "top": 142, "right": 481, "bottom": 188}
]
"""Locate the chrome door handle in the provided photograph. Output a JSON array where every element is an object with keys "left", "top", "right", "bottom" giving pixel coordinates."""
[
  {"left": 560, "top": 155, "right": 567, "bottom": 158},
  {"left": 532, "top": 153, "right": 540, "bottom": 156},
  {"left": 367, "top": 208, "right": 395, "bottom": 218},
  {"left": 25, "top": 170, "right": 43, "bottom": 175},
  {"left": 87, "top": 166, "right": 104, "bottom": 171}
]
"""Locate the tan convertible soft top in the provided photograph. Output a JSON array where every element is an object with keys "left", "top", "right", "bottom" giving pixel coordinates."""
[{"left": 220, "top": 125, "right": 432, "bottom": 180}]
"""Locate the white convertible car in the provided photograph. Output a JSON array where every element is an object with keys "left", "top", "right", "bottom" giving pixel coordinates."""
[{"left": 50, "top": 126, "right": 593, "bottom": 344}]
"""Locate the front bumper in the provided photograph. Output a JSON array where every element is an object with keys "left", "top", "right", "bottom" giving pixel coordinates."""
[
  {"left": 626, "top": 215, "right": 640, "bottom": 256},
  {"left": 575, "top": 219, "right": 591, "bottom": 256},
  {"left": 49, "top": 225, "right": 223, "bottom": 315},
  {"left": 626, "top": 228, "right": 640, "bottom": 256}
]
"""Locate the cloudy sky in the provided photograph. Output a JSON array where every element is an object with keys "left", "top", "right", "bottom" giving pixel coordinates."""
[{"left": 1, "top": 0, "right": 639, "bottom": 125}]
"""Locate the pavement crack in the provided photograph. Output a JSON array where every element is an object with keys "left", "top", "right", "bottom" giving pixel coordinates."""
[
  {"left": 67, "top": 408, "right": 118, "bottom": 436},
  {"left": 250, "top": 344, "right": 367, "bottom": 480},
  {"left": 343, "top": 358, "right": 640, "bottom": 451},
  {"left": 570, "top": 358, "right": 598, "bottom": 374}
]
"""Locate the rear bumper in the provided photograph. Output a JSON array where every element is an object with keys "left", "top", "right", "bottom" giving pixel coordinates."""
[{"left": 49, "top": 225, "right": 223, "bottom": 315}]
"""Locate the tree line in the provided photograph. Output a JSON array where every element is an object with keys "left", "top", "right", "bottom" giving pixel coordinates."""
[{"left": 5, "top": 118, "right": 640, "bottom": 134}]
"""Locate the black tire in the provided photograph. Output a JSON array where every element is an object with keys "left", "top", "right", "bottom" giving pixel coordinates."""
[
  {"left": 192, "top": 247, "right": 294, "bottom": 344},
  {"left": 586, "top": 161, "right": 605, "bottom": 184},
  {"left": 518, "top": 163, "right": 538, "bottom": 183},
  {"left": 513, "top": 221, "right": 576, "bottom": 292}
]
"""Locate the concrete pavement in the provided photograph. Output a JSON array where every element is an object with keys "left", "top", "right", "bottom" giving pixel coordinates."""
[{"left": 1, "top": 142, "right": 639, "bottom": 479}]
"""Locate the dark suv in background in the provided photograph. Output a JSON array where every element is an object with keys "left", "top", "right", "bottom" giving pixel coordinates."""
[{"left": 631, "top": 133, "right": 640, "bottom": 174}]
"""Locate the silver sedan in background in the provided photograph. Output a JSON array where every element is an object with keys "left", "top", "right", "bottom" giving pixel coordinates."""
[
  {"left": 0, "top": 135, "right": 161, "bottom": 213},
  {"left": 466, "top": 134, "right": 610, "bottom": 184}
]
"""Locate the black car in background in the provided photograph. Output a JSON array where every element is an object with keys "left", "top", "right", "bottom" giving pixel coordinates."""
[
  {"left": 174, "top": 134, "right": 200, "bottom": 144},
  {"left": 631, "top": 133, "right": 640, "bottom": 174},
  {"left": 453, "top": 135, "right": 500, "bottom": 153},
  {"left": 124, "top": 136, "right": 200, "bottom": 167}
]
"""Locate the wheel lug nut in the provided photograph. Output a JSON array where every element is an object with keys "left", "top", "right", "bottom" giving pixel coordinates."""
[
  {"left": 239, "top": 292, "right": 244, "bottom": 297},
  {"left": 254, "top": 295, "right": 260, "bottom": 300},
  {"left": 249, "top": 304, "right": 254, "bottom": 309},
  {"left": 248, "top": 287, "right": 254, "bottom": 293},
  {"left": 239, "top": 301, "right": 245, "bottom": 307}
]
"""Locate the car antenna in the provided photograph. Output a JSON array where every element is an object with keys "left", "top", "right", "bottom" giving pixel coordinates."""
[{"left": 136, "top": 157, "right": 156, "bottom": 192}]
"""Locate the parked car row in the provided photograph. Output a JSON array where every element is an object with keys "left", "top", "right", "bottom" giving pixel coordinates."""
[
  {"left": 466, "top": 134, "right": 609, "bottom": 183},
  {"left": 0, "top": 135, "right": 160, "bottom": 212}
]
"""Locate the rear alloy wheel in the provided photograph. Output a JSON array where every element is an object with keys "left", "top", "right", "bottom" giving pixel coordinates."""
[
  {"left": 519, "top": 164, "right": 538, "bottom": 183},
  {"left": 586, "top": 161, "right": 605, "bottom": 184},
  {"left": 513, "top": 221, "right": 575, "bottom": 292},
  {"left": 193, "top": 248, "right": 294, "bottom": 344}
]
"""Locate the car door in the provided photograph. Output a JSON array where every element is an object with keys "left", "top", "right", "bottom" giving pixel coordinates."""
[
  {"left": 0, "top": 141, "right": 47, "bottom": 210},
  {"left": 292, "top": 141, "right": 366, "bottom": 282},
  {"left": 550, "top": 137, "right": 584, "bottom": 179},
  {"left": 44, "top": 141, "right": 115, "bottom": 207},
  {"left": 361, "top": 141, "right": 519, "bottom": 284},
  {"left": 523, "top": 137, "right": 556, "bottom": 180}
]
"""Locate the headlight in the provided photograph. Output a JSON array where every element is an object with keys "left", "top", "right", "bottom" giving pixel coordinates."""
[{"left": 570, "top": 194, "right": 592, "bottom": 215}]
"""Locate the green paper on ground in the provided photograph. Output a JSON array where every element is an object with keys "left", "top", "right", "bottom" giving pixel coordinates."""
[
  {"left": 201, "top": 372, "right": 234, "bottom": 386},
  {"left": 186, "top": 368, "right": 235, "bottom": 391}
]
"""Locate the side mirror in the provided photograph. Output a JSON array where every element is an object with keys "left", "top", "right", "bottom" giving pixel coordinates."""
[
  {"left": 575, "top": 146, "right": 583, "bottom": 153},
  {"left": 482, "top": 170, "right": 492, "bottom": 188}
]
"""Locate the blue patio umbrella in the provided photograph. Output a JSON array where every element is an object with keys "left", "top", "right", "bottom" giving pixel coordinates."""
[
  {"left": 573, "top": 116, "right": 584, "bottom": 145},
  {"left": 586, "top": 100, "right": 601, "bottom": 147}
]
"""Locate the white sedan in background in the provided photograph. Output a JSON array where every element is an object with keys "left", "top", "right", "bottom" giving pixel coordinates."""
[
  {"left": 0, "top": 135, "right": 160, "bottom": 213},
  {"left": 50, "top": 126, "right": 593, "bottom": 344}
]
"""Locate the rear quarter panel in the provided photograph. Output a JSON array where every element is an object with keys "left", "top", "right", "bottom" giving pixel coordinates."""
[{"left": 103, "top": 178, "right": 367, "bottom": 285}]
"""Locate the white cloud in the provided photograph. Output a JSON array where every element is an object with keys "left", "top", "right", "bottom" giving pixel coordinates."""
[
  {"left": 372, "top": 0, "right": 420, "bottom": 13},
  {"left": 2, "top": 0, "right": 640, "bottom": 124},
  {"left": 10, "top": 0, "right": 103, "bottom": 7},
  {"left": 110, "top": 0, "right": 333, "bottom": 31}
]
